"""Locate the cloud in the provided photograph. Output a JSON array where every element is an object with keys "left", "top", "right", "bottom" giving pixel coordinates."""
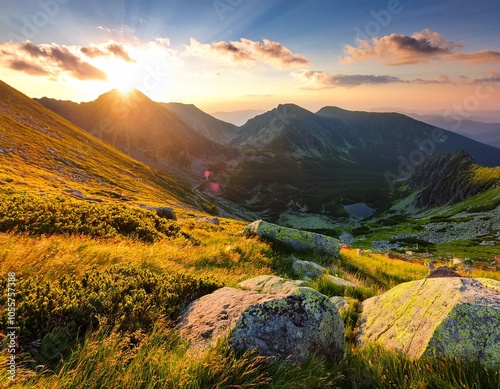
[
  {"left": 186, "top": 38, "right": 310, "bottom": 69},
  {"left": 293, "top": 70, "right": 453, "bottom": 89},
  {"left": 0, "top": 41, "right": 107, "bottom": 80},
  {"left": 80, "top": 41, "right": 135, "bottom": 62},
  {"left": 446, "top": 50, "right": 500, "bottom": 64},
  {"left": 471, "top": 70, "right": 500, "bottom": 84},
  {"left": 8, "top": 60, "right": 51, "bottom": 76},
  {"left": 294, "top": 70, "right": 402, "bottom": 87},
  {"left": 341, "top": 29, "right": 463, "bottom": 66}
]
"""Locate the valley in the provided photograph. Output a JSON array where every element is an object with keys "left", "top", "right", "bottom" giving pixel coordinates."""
[
  {"left": 1, "top": 79, "right": 499, "bottom": 388},
  {"left": 2, "top": 1, "right": 500, "bottom": 387},
  {"left": 35, "top": 84, "right": 500, "bottom": 263}
]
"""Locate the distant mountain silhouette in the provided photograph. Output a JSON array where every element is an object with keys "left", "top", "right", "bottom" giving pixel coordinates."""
[
  {"left": 36, "top": 90, "right": 237, "bottom": 176},
  {"left": 163, "top": 102, "right": 237, "bottom": 144},
  {"left": 35, "top": 88, "right": 500, "bottom": 221}
]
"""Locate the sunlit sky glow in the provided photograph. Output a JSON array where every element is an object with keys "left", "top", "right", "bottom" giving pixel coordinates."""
[{"left": 1, "top": 0, "right": 499, "bottom": 113}]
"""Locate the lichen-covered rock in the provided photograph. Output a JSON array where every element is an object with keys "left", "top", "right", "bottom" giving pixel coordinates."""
[
  {"left": 292, "top": 258, "right": 327, "bottom": 278},
  {"left": 243, "top": 220, "right": 340, "bottom": 257},
  {"left": 324, "top": 274, "right": 356, "bottom": 287},
  {"left": 357, "top": 277, "right": 500, "bottom": 369},
  {"left": 179, "top": 286, "right": 345, "bottom": 363},
  {"left": 330, "top": 296, "right": 349, "bottom": 314},
  {"left": 239, "top": 275, "right": 306, "bottom": 294}
]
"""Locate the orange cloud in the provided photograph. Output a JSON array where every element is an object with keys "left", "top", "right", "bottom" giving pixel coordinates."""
[
  {"left": 471, "top": 70, "right": 500, "bottom": 84},
  {"left": 446, "top": 50, "right": 500, "bottom": 64},
  {"left": 293, "top": 70, "right": 452, "bottom": 88},
  {"left": 342, "top": 29, "right": 500, "bottom": 67},
  {"left": 341, "top": 29, "right": 463, "bottom": 66},
  {"left": 80, "top": 41, "right": 135, "bottom": 62},
  {"left": 0, "top": 41, "right": 107, "bottom": 80},
  {"left": 186, "top": 38, "right": 310, "bottom": 69}
]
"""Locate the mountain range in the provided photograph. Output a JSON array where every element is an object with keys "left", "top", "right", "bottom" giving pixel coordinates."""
[
  {"left": 2, "top": 79, "right": 499, "bottom": 258},
  {"left": 35, "top": 87, "right": 500, "bottom": 223},
  {"left": 405, "top": 113, "right": 500, "bottom": 149}
]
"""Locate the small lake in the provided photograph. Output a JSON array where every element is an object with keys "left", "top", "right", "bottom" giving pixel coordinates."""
[{"left": 343, "top": 203, "right": 374, "bottom": 218}]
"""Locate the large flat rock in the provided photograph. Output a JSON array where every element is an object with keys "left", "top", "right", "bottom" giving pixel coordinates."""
[{"left": 357, "top": 277, "right": 500, "bottom": 369}]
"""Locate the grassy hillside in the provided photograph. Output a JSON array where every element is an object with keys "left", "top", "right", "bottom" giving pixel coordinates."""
[
  {"left": 337, "top": 184, "right": 500, "bottom": 263},
  {"left": 1, "top": 192, "right": 499, "bottom": 388},
  {"left": 1, "top": 81, "right": 499, "bottom": 387},
  {"left": 0, "top": 80, "right": 215, "bottom": 216}
]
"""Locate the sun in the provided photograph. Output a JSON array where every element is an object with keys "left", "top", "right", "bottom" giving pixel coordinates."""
[
  {"left": 115, "top": 83, "right": 135, "bottom": 94},
  {"left": 100, "top": 59, "right": 138, "bottom": 94},
  {"left": 108, "top": 71, "right": 137, "bottom": 94}
]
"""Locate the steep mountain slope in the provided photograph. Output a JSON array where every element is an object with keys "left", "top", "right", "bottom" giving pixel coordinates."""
[
  {"left": 342, "top": 153, "right": 500, "bottom": 260},
  {"left": 163, "top": 102, "right": 237, "bottom": 144},
  {"left": 316, "top": 106, "right": 500, "bottom": 168},
  {"left": 214, "top": 104, "right": 500, "bottom": 221},
  {"left": 231, "top": 104, "right": 352, "bottom": 158},
  {"left": 407, "top": 151, "right": 500, "bottom": 208},
  {"left": 34, "top": 92, "right": 500, "bottom": 223},
  {"left": 0, "top": 80, "right": 213, "bottom": 213},
  {"left": 36, "top": 90, "right": 237, "bottom": 176}
]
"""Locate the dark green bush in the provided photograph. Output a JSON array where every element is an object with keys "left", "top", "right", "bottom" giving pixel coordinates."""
[
  {"left": 0, "top": 191, "right": 189, "bottom": 242},
  {"left": 351, "top": 226, "right": 371, "bottom": 236},
  {"left": 0, "top": 264, "right": 222, "bottom": 351}
]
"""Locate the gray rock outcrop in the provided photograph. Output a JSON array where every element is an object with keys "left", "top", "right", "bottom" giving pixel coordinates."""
[
  {"left": 195, "top": 217, "right": 220, "bottom": 225},
  {"left": 140, "top": 205, "right": 176, "bottom": 220},
  {"left": 179, "top": 286, "right": 345, "bottom": 363},
  {"left": 239, "top": 275, "right": 306, "bottom": 294},
  {"left": 243, "top": 220, "right": 340, "bottom": 257},
  {"left": 324, "top": 274, "right": 356, "bottom": 287},
  {"left": 357, "top": 277, "right": 500, "bottom": 369},
  {"left": 292, "top": 258, "right": 326, "bottom": 278}
]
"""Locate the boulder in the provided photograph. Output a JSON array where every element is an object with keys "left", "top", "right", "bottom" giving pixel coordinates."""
[
  {"left": 140, "top": 205, "right": 176, "bottom": 220},
  {"left": 243, "top": 220, "right": 340, "bottom": 257},
  {"left": 357, "top": 277, "right": 500, "bottom": 369},
  {"left": 324, "top": 274, "right": 356, "bottom": 287},
  {"left": 62, "top": 189, "right": 103, "bottom": 203},
  {"left": 195, "top": 217, "right": 220, "bottom": 225},
  {"left": 179, "top": 286, "right": 345, "bottom": 363},
  {"left": 292, "top": 258, "right": 326, "bottom": 278},
  {"left": 239, "top": 275, "right": 306, "bottom": 294},
  {"left": 330, "top": 296, "right": 349, "bottom": 314},
  {"left": 427, "top": 266, "right": 460, "bottom": 278}
]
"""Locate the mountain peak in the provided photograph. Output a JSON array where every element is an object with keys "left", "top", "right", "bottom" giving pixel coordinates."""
[
  {"left": 96, "top": 88, "right": 151, "bottom": 104},
  {"left": 316, "top": 106, "right": 356, "bottom": 120},
  {"left": 275, "top": 103, "right": 313, "bottom": 116}
]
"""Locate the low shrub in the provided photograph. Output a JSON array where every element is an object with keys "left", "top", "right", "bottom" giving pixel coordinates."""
[
  {"left": 0, "top": 263, "right": 222, "bottom": 368},
  {"left": 0, "top": 191, "right": 189, "bottom": 242}
]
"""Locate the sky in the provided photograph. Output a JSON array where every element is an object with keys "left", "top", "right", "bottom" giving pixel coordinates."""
[{"left": 1, "top": 0, "right": 499, "bottom": 114}]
